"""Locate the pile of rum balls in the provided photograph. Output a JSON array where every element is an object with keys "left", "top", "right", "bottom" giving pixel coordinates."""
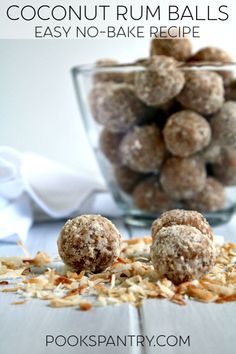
[
  {"left": 89, "top": 36, "right": 236, "bottom": 214},
  {"left": 57, "top": 210, "right": 216, "bottom": 284}
]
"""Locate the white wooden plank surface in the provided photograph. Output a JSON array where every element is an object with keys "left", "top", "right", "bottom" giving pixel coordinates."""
[
  {"left": 0, "top": 220, "right": 140, "bottom": 354},
  {"left": 0, "top": 292, "right": 141, "bottom": 354},
  {"left": 140, "top": 300, "right": 236, "bottom": 354},
  {"left": 135, "top": 215, "right": 236, "bottom": 354},
  {"left": 1, "top": 215, "right": 236, "bottom": 354}
]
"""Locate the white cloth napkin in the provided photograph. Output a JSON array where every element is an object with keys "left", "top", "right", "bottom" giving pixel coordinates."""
[{"left": 0, "top": 146, "right": 120, "bottom": 241}]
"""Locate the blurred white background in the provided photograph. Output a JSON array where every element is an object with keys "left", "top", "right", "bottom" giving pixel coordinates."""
[{"left": 0, "top": 36, "right": 235, "bottom": 174}]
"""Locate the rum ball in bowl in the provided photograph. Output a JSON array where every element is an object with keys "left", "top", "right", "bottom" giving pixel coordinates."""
[
  {"left": 89, "top": 82, "right": 146, "bottom": 132},
  {"left": 150, "top": 35, "right": 192, "bottom": 61},
  {"left": 160, "top": 157, "right": 207, "bottom": 200},
  {"left": 177, "top": 71, "right": 224, "bottom": 115},
  {"left": 163, "top": 110, "right": 211, "bottom": 157},
  {"left": 119, "top": 124, "right": 166, "bottom": 173},
  {"left": 135, "top": 55, "right": 185, "bottom": 107}
]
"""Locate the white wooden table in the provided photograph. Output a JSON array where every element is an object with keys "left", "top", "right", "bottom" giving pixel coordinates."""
[{"left": 0, "top": 217, "right": 236, "bottom": 354}]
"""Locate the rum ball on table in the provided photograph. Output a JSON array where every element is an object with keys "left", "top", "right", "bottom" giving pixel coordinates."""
[
  {"left": 163, "top": 110, "right": 211, "bottom": 157},
  {"left": 177, "top": 71, "right": 224, "bottom": 115},
  {"left": 89, "top": 82, "right": 146, "bottom": 132},
  {"left": 151, "top": 224, "right": 215, "bottom": 285},
  {"left": 132, "top": 177, "right": 175, "bottom": 213},
  {"left": 135, "top": 56, "right": 185, "bottom": 107},
  {"left": 119, "top": 124, "right": 166, "bottom": 173},
  {"left": 150, "top": 209, "right": 215, "bottom": 284},
  {"left": 160, "top": 157, "right": 207, "bottom": 200},
  {"left": 151, "top": 209, "right": 214, "bottom": 240},
  {"left": 57, "top": 215, "right": 121, "bottom": 273}
]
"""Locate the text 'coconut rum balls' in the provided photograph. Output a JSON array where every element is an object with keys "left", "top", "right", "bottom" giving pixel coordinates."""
[
  {"left": 57, "top": 215, "right": 122, "bottom": 273},
  {"left": 151, "top": 210, "right": 215, "bottom": 284}
]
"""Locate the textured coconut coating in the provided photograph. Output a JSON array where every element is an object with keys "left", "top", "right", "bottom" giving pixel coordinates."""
[
  {"left": 186, "top": 178, "right": 226, "bottom": 212},
  {"left": 225, "top": 80, "right": 236, "bottom": 101},
  {"left": 211, "top": 101, "right": 236, "bottom": 148},
  {"left": 150, "top": 36, "right": 192, "bottom": 61},
  {"left": 94, "top": 58, "right": 134, "bottom": 85},
  {"left": 163, "top": 110, "right": 211, "bottom": 157},
  {"left": 135, "top": 56, "right": 185, "bottom": 107},
  {"left": 151, "top": 209, "right": 213, "bottom": 241},
  {"left": 160, "top": 157, "right": 207, "bottom": 200},
  {"left": 89, "top": 82, "right": 145, "bottom": 132},
  {"left": 57, "top": 215, "right": 121, "bottom": 273},
  {"left": 99, "top": 129, "right": 124, "bottom": 164},
  {"left": 212, "top": 148, "right": 236, "bottom": 186},
  {"left": 114, "top": 165, "right": 144, "bottom": 194},
  {"left": 133, "top": 177, "right": 175, "bottom": 212},
  {"left": 177, "top": 71, "right": 224, "bottom": 115},
  {"left": 119, "top": 124, "right": 166, "bottom": 173},
  {"left": 150, "top": 225, "right": 215, "bottom": 284}
]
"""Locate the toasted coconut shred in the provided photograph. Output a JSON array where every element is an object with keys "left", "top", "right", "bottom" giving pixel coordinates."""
[{"left": 0, "top": 238, "right": 236, "bottom": 310}]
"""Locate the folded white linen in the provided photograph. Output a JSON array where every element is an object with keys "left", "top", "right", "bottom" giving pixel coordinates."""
[{"left": 0, "top": 146, "right": 119, "bottom": 240}]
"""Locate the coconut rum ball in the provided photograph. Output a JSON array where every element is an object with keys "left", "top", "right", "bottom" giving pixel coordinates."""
[
  {"left": 189, "top": 47, "right": 233, "bottom": 84},
  {"left": 99, "top": 129, "right": 124, "bottom": 164},
  {"left": 151, "top": 224, "right": 215, "bottom": 284},
  {"left": 89, "top": 82, "right": 110, "bottom": 123},
  {"left": 160, "top": 157, "right": 207, "bottom": 200},
  {"left": 133, "top": 177, "right": 175, "bottom": 212},
  {"left": 119, "top": 124, "right": 166, "bottom": 173},
  {"left": 89, "top": 82, "right": 146, "bottom": 132},
  {"left": 186, "top": 178, "right": 226, "bottom": 212},
  {"left": 57, "top": 215, "right": 121, "bottom": 273},
  {"left": 211, "top": 101, "right": 236, "bottom": 148},
  {"left": 212, "top": 148, "right": 236, "bottom": 186},
  {"left": 151, "top": 209, "right": 213, "bottom": 240},
  {"left": 150, "top": 36, "right": 192, "bottom": 61},
  {"left": 177, "top": 71, "right": 224, "bottom": 115},
  {"left": 135, "top": 56, "right": 185, "bottom": 106},
  {"left": 163, "top": 110, "right": 211, "bottom": 157},
  {"left": 114, "top": 165, "right": 144, "bottom": 194},
  {"left": 94, "top": 59, "right": 121, "bottom": 83},
  {"left": 94, "top": 59, "right": 134, "bottom": 85}
]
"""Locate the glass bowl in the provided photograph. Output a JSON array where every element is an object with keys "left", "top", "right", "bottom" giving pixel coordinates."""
[{"left": 72, "top": 61, "right": 236, "bottom": 227}]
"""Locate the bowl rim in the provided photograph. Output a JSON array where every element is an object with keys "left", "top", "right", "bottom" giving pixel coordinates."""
[{"left": 72, "top": 60, "right": 236, "bottom": 75}]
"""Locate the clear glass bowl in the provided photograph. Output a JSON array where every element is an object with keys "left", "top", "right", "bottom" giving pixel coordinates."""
[{"left": 72, "top": 61, "right": 236, "bottom": 227}]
